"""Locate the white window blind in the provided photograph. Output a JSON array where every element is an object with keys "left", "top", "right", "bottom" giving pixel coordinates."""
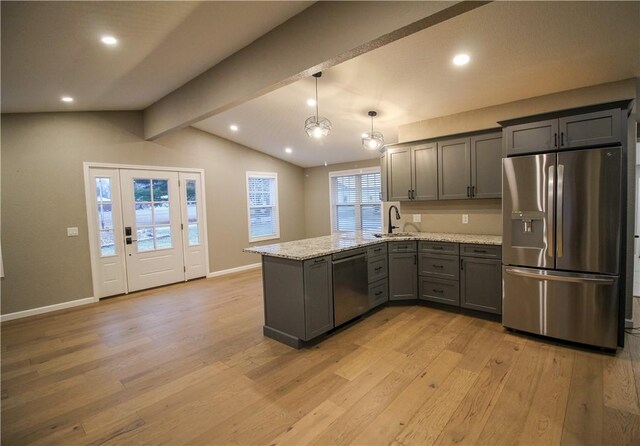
[
  {"left": 330, "top": 169, "right": 382, "bottom": 233},
  {"left": 246, "top": 172, "right": 280, "bottom": 242}
]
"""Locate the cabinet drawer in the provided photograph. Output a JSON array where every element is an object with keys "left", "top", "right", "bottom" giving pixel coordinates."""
[
  {"left": 419, "top": 276, "right": 459, "bottom": 306},
  {"left": 460, "top": 244, "right": 501, "bottom": 259},
  {"left": 368, "top": 255, "right": 388, "bottom": 283},
  {"left": 419, "top": 241, "right": 459, "bottom": 255},
  {"left": 367, "top": 243, "right": 387, "bottom": 258},
  {"left": 389, "top": 241, "right": 417, "bottom": 253},
  {"left": 418, "top": 253, "right": 460, "bottom": 280},
  {"left": 369, "top": 279, "right": 388, "bottom": 309}
]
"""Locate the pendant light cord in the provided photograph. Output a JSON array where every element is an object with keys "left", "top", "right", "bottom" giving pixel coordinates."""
[
  {"left": 371, "top": 115, "right": 374, "bottom": 134},
  {"left": 315, "top": 76, "right": 319, "bottom": 119}
]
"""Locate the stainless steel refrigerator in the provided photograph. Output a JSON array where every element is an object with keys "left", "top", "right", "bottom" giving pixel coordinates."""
[{"left": 502, "top": 146, "right": 623, "bottom": 349}]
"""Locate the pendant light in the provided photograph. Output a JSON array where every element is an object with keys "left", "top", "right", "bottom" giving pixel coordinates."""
[
  {"left": 305, "top": 72, "right": 332, "bottom": 138},
  {"left": 362, "top": 111, "right": 384, "bottom": 151}
]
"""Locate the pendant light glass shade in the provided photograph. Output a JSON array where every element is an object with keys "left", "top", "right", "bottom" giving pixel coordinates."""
[
  {"left": 305, "top": 72, "right": 331, "bottom": 138},
  {"left": 362, "top": 111, "right": 384, "bottom": 151}
]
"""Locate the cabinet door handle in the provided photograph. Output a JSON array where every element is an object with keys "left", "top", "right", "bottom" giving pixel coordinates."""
[
  {"left": 314, "top": 258, "right": 326, "bottom": 264},
  {"left": 471, "top": 186, "right": 475, "bottom": 197},
  {"left": 432, "top": 264, "right": 444, "bottom": 269},
  {"left": 432, "top": 289, "right": 444, "bottom": 294},
  {"left": 561, "top": 131, "right": 565, "bottom": 146},
  {"left": 466, "top": 186, "right": 470, "bottom": 198},
  {"left": 432, "top": 246, "right": 444, "bottom": 250},
  {"left": 375, "top": 291, "right": 384, "bottom": 296},
  {"left": 554, "top": 132, "right": 558, "bottom": 147},
  {"left": 473, "top": 249, "right": 487, "bottom": 253},
  {"left": 414, "top": 255, "right": 417, "bottom": 265},
  {"left": 408, "top": 189, "right": 411, "bottom": 199},
  {"left": 460, "top": 258, "right": 464, "bottom": 270},
  {"left": 374, "top": 266, "right": 383, "bottom": 271}
]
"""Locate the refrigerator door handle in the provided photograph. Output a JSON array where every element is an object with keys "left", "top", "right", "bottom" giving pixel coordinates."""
[
  {"left": 547, "top": 165, "right": 555, "bottom": 257},
  {"left": 556, "top": 164, "right": 564, "bottom": 258},
  {"left": 504, "top": 267, "right": 616, "bottom": 285}
]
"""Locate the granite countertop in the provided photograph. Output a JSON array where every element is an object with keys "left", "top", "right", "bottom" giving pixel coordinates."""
[{"left": 244, "top": 231, "right": 501, "bottom": 261}]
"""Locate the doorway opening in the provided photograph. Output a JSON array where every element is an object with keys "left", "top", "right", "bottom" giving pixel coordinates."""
[{"left": 84, "top": 163, "right": 209, "bottom": 299}]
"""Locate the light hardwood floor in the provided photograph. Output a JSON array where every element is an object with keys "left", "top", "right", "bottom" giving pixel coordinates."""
[{"left": 2, "top": 268, "right": 640, "bottom": 445}]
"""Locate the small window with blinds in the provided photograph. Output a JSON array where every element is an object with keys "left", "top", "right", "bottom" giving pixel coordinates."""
[
  {"left": 330, "top": 168, "right": 382, "bottom": 233},
  {"left": 246, "top": 172, "right": 280, "bottom": 242}
]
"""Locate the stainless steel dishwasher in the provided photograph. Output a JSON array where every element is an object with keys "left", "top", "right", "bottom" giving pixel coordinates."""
[{"left": 332, "top": 248, "right": 369, "bottom": 326}]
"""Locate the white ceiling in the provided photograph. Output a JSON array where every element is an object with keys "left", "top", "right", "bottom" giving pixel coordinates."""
[
  {"left": 193, "top": 1, "right": 640, "bottom": 168},
  {"left": 0, "top": 1, "right": 312, "bottom": 113}
]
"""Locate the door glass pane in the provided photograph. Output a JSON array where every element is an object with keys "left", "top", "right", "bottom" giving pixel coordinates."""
[
  {"left": 188, "top": 223, "right": 199, "bottom": 245},
  {"left": 100, "top": 230, "right": 115, "bottom": 257},
  {"left": 187, "top": 202, "right": 197, "bottom": 223},
  {"left": 97, "top": 203, "right": 113, "bottom": 230},
  {"left": 96, "top": 178, "right": 111, "bottom": 202},
  {"left": 153, "top": 203, "right": 170, "bottom": 225},
  {"left": 155, "top": 226, "right": 172, "bottom": 249},
  {"left": 186, "top": 180, "right": 197, "bottom": 201},
  {"left": 134, "top": 179, "right": 152, "bottom": 202},
  {"left": 152, "top": 179, "right": 169, "bottom": 201},
  {"left": 135, "top": 203, "right": 153, "bottom": 226},
  {"left": 250, "top": 207, "right": 275, "bottom": 238},
  {"left": 336, "top": 205, "right": 356, "bottom": 231},
  {"left": 137, "top": 227, "right": 154, "bottom": 252}
]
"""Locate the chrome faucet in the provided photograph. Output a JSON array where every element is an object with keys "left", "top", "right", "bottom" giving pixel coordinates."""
[{"left": 388, "top": 205, "right": 401, "bottom": 234}]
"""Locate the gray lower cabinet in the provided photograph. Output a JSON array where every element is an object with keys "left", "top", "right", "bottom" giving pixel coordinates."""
[
  {"left": 369, "top": 279, "right": 389, "bottom": 309},
  {"left": 262, "top": 255, "right": 333, "bottom": 347},
  {"left": 388, "top": 244, "right": 417, "bottom": 300},
  {"left": 438, "top": 137, "right": 471, "bottom": 200},
  {"left": 419, "top": 276, "right": 460, "bottom": 306},
  {"left": 303, "top": 256, "right": 334, "bottom": 338},
  {"left": 460, "top": 256, "right": 502, "bottom": 314},
  {"left": 367, "top": 243, "right": 388, "bottom": 309}
]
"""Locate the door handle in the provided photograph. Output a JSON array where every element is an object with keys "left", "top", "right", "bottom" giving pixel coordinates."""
[
  {"left": 471, "top": 186, "right": 475, "bottom": 197},
  {"left": 408, "top": 189, "right": 411, "bottom": 199},
  {"left": 547, "top": 165, "right": 555, "bottom": 257},
  {"left": 554, "top": 132, "right": 558, "bottom": 147},
  {"left": 466, "top": 186, "right": 470, "bottom": 198},
  {"left": 125, "top": 226, "right": 132, "bottom": 236},
  {"left": 125, "top": 237, "right": 137, "bottom": 245},
  {"left": 560, "top": 132, "right": 565, "bottom": 146},
  {"left": 556, "top": 164, "right": 564, "bottom": 258}
]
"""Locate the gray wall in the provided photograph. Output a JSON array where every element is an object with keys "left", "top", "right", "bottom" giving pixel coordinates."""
[
  {"left": 1, "top": 111, "right": 305, "bottom": 314},
  {"left": 303, "top": 158, "right": 380, "bottom": 238}
]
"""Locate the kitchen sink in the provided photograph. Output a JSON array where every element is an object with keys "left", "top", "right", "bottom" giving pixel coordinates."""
[{"left": 373, "top": 232, "right": 413, "bottom": 238}]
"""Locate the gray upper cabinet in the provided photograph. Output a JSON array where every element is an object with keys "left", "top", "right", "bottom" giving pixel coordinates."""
[
  {"left": 470, "top": 133, "right": 502, "bottom": 199},
  {"left": 303, "top": 256, "right": 334, "bottom": 340},
  {"left": 380, "top": 151, "right": 388, "bottom": 202},
  {"left": 386, "top": 144, "right": 437, "bottom": 201},
  {"left": 387, "top": 147, "right": 413, "bottom": 201},
  {"left": 559, "top": 109, "right": 621, "bottom": 149},
  {"left": 505, "top": 118, "right": 558, "bottom": 156},
  {"left": 504, "top": 107, "right": 623, "bottom": 156},
  {"left": 438, "top": 137, "right": 471, "bottom": 200},
  {"left": 412, "top": 143, "right": 438, "bottom": 201},
  {"left": 460, "top": 256, "right": 502, "bottom": 315}
]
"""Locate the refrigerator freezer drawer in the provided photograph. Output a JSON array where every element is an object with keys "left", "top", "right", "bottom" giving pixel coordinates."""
[{"left": 503, "top": 267, "right": 619, "bottom": 349}]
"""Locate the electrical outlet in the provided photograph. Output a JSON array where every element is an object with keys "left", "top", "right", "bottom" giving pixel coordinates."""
[
  {"left": 462, "top": 214, "right": 469, "bottom": 224},
  {"left": 413, "top": 214, "right": 422, "bottom": 223},
  {"left": 67, "top": 227, "right": 79, "bottom": 237}
]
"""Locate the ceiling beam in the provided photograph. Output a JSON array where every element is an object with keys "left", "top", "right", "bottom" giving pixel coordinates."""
[{"left": 143, "top": 1, "right": 490, "bottom": 140}]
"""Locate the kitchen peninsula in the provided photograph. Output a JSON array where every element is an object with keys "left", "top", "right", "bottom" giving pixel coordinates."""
[{"left": 245, "top": 231, "right": 502, "bottom": 348}]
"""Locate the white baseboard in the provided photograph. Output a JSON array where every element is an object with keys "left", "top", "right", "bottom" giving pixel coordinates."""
[
  {"left": 206, "top": 263, "right": 261, "bottom": 279},
  {"left": 1, "top": 297, "right": 98, "bottom": 322}
]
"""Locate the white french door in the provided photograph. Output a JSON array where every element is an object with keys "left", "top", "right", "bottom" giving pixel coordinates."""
[
  {"left": 85, "top": 165, "right": 208, "bottom": 298},
  {"left": 120, "top": 170, "right": 185, "bottom": 292}
]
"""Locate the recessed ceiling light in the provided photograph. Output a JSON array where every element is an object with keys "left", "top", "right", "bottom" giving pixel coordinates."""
[
  {"left": 453, "top": 54, "right": 470, "bottom": 66},
  {"left": 361, "top": 133, "right": 369, "bottom": 138},
  {"left": 101, "top": 35, "right": 118, "bottom": 45},
  {"left": 229, "top": 124, "right": 239, "bottom": 132},
  {"left": 306, "top": 98, "right": 316, "bottom": 107},
  {"left": 61, "top": 96, "right": 74, "bottom": 103},
  {"left": 285, "top": 147, "right": 293, "bottom": 154}
]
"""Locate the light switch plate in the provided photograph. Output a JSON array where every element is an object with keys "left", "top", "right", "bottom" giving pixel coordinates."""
[
  {"left": 413, "top": 214, "right": 422, "bottom": 223},
  {"left": 462, "top": 214, "right": 469, "bottom": 224},
  {"left": 67, "top": 227, "right": 79, "bottom": 237}
]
